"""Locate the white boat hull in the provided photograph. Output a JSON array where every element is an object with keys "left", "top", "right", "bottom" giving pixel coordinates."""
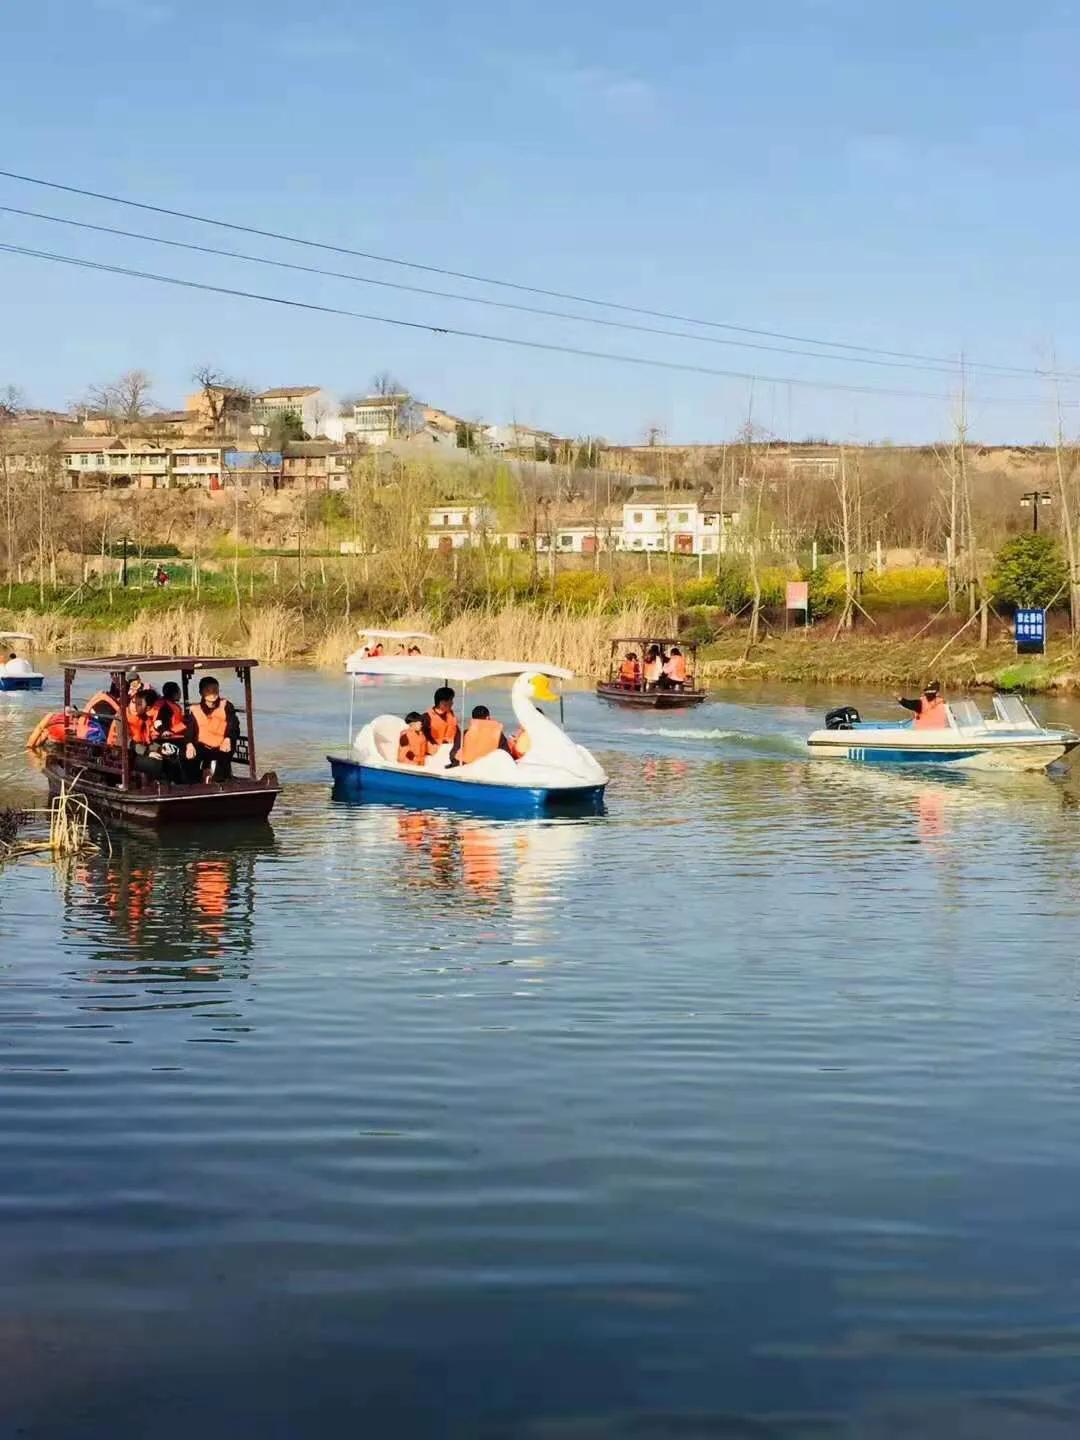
[{"left": 807, "top": 730, "right": 1076, "bottom": 772}]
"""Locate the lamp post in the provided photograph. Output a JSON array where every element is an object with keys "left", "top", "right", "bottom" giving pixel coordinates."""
[
  {"left": 1021, "top": 490, "right": 1053, "bottom": 533},
  {"left": 120, "top": 534, "right": 130, "bottom": 587}
]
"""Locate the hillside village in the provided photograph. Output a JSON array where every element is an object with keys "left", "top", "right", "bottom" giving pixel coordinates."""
[{"left": 2, "top": 371, "right": 1075, "bottom": 570}]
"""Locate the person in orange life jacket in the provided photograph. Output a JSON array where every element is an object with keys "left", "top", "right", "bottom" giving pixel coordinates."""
[
  {"left": 26, "top": 707, "right": 74, "bottom": 749},
  {"left": 662, "top": 646, "right": 688, "bottom": 690},
  {"left": 75, "top": 687, "right": 120, "bottom": 742},
  {"left": 449, "top": 705, "right": 512, "bottom": 767},
  {"left": 642, "top": 645, "right": 664, "bottom": 688},
  {"left": 897, "top": 679, "right": 948, "bottom": 730},
  {"left": 185, "top": 676, "right": 240, "bottom": 781},
  {"left": 421, "top": 687, "right": 459, "bottom": 750},
  {"left": 149, "top": 682, "right": 187, "bottom": 741},
  {"left": 370, "top": 642, "right": 384, "bottom": 657},
  {"left": 397, "top": 711, "right": 429, "bottom": 767},
  {"left": 618, "top": 651, "right": 641, "bottom": 689}
]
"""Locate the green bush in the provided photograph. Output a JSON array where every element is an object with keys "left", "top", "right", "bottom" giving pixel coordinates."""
[{"left": 989, "top": 534, "right": 1068, "bottom": 610}]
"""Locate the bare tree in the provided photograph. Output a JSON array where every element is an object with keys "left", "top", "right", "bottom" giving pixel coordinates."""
[
  {"left": 84, "top": 369, "right": 156, "bottom": 425},
  {"left": 370, "top": 370, "right": 406, "bottom": 398},
  {"left": 191, "top": 365, "right": 252, "bottom": 431}
]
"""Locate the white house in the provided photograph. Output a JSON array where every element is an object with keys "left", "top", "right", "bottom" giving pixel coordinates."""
[
  {"left": 537, "top": 525, "right": 623, "bottom": 555},
  {"left": 425, "top": 503, "right": 497, "bottom": 550},
  {"left": 619, "top": 493, "right": 740, "bottom": 555},
  {"left": 252, "top": 386, "right": 340, "bottom": 438},
  {"left": 482, "top": 423, "right": 555, "bottom": 457}
]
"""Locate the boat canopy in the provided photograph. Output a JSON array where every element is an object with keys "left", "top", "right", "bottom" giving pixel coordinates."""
[
  {"left": 345, "top": 654, "right": 573, "bottom": 682},
  {"left": 66, "top": 654, "right": 259, "bottom": 672},
  {"left": 0, "top": 632, "right": 35, "bottom": 642},
  {"left": 358, "top": 629, "right": 436, "bottom": 642}
]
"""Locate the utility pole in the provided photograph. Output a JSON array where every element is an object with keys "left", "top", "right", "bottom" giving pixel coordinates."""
[{"left": 1021, "top": 489, "right": 1053, "bottom": 534}]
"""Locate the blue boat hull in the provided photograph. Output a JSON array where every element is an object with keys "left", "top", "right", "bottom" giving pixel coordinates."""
[
  {"left": 328, "top": 755, "right": 606, "bottom": 817},
  {"left": 0, "top": 676, "right": 43, "bottom": 692}
]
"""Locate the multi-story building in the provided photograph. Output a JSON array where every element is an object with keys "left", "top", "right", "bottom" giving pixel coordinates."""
[
  {"left": 343, "top": 393, "right": 426, "bottom": 446},
  {"left": 63, "top": 438, "right": 171, "bottom": 488},
  {"left": 425, "top": 503, "right": 496, "bottom": 550},
  {"left": 619, "top": 491, "right": 740, "bottom": 555},
  {"left": 62, "top": 438, "right": 227, "bottom": 489},
  {"left": 281, "top": 441, "right": 349, "bottom": 490},
  {"left": 482, "top": 423, "right": 555, "bottom": 457},
  {"left": 252, "top": 387, "right": 339, "bottom": 437},
  {"left": 223, "top": 448, "right": 283, "bottom": 488}
]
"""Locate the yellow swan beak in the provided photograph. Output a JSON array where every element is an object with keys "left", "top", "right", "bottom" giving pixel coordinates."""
[{"left": 530, "top": 675, "right": 559, "bottom": 703}]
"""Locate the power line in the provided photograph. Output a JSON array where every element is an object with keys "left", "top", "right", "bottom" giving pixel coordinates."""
[
  {"left": 0, "top": 202, "right": 1007, "bottom": 380},
  {"left": 0, "top": 165, "right": 1067, "bottom": 382},
  {"left": 1, "top": 239, "right": 1034, "bottom": 405}
]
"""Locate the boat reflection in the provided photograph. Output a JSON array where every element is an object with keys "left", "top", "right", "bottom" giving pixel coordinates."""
[
  {"left": 60, "top": 829, "right": 276, "bottom": 1024},
  {"left": 347, "top": 801, "right": 591, "bottom": 926}
]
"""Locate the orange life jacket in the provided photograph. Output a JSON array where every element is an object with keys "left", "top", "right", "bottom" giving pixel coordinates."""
[
  {"left": 426, "top": 707, "right": 458, "bottom": 747},
  {"left": 618, "top": 660, "right": 640, "bottom": 686},
  {"left": 509, "top": 728, "right": 531, "bottom": 759},
  {"left": 915, "top": 695, "right": 948, "bottom": 731},
  {"left": 370, "top": 643, "right": 384, "bottom": 656},
  {"left": 127, "top": 709, "right": 149, "bottom": 745},
  {"left": 460, "top": 717, "right": 504, "bottom": 765},
  {"left": 665, "top": 654, "right": 687, "bottom": 683},
  {"left": 643, "top": 657, "right": 662, "bottom": 684},
  {"left": 75, "top": 691, "right": 119, "bottom": 741},
  {"left": 149, "top": 697, "right": 187, "bottom": 739},
  {"left": 397, "top": 727, "right": 428, "bottom": 767},
  {"left": 191, "top": 699, "right": 230, "bottom": 749},
  {"left": 28, "top": 711, "right": 67, "bottom": 748}
]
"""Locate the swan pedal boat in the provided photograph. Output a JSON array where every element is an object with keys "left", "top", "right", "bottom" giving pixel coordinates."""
[
  {"left": 328, "top": 656, "right": 608, "bottom": 815},
  {"left": 0, "top": 633, "right": 44, "bottom": 691},
  {"left": 807, "top": 695, "right": 1079, "bottom": 772}
]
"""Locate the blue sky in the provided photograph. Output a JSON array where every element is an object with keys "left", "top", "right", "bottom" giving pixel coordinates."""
[{"left": 3, "top": 0, "right": 1080, "bottom": 442}]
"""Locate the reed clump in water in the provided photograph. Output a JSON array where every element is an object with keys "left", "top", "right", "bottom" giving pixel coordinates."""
[
  {"left": 0, "top": 785, "right": 100, "bottom": 866},
  {"left": 243, "top": 605, "right": 304, "bottom": 666}
]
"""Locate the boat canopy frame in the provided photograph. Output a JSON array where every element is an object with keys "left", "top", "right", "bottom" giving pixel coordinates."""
[{"left": 61, "top": 654, "right": 262, "bottom": 793}]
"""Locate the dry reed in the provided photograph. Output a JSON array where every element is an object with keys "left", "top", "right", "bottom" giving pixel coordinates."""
[
  {"left": 243, "top": 605, "right": 305, "bottom": 666},
  {"left": 311, "top": 601, "right": 666, "bottom": 675},
  {"left": 112, "top": 606, "right": 220, "bottom": 657}
]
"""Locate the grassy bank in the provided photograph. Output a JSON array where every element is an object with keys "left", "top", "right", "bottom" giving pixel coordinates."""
[{"left": 3, "top": 595, "right": 1078, "bottom": 694}]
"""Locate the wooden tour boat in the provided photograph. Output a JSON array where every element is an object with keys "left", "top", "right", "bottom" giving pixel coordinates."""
[
  {"left": 44, "top": 655, "right": 280, "bottom": 829},
  {"left": 596, "top": 638, "right": 707, "bottom": 709}
]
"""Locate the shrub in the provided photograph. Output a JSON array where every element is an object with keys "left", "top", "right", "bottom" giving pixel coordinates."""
[{"left": 989, "top": 534, "right": 1068, "bottom": 610}]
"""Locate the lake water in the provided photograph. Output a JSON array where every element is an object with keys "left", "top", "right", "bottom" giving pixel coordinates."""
[{"left": 4, "top": 668, "right": 1080, "bottom": 1438}]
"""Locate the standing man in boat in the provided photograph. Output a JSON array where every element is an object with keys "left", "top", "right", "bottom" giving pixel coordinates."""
[
  {"left": 421, "top": 687, "right": 459, "bottom": 752},
  {"left": 185, "top": 676, "right": 241, "bottom": 781},
  {"left": 897, "top": 680, "right": 948, "bottom": 729}
]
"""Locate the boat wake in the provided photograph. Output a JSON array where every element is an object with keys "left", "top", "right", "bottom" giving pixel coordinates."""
[{"left": 629, "top": 726, "right": 806, "bottom": 755}]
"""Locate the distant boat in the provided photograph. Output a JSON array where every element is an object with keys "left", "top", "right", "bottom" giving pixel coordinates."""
[
  {"left": 328, "top": 655, "right": 608, "bottom": 816},
  {"left": 0, "top": 632, "right": 44, "bottom": 691},
  {"left": 596, "top": 637, "right": 707, "bottom": 709},
  {"left": 806, "top": 695, "right": 1079, "bottom": 772}
]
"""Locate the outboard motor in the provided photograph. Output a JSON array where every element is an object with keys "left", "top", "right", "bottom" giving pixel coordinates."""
[{"left": 824, "top": 705, "right": 861, "bottom": 731}]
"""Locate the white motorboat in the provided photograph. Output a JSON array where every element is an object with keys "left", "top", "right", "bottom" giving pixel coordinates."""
[
  {"left": 807, "top": 695, "right": 1079, "bottom": 772},
  {"left": 0, "top": 632, "right": 44, "bottom": 691}
]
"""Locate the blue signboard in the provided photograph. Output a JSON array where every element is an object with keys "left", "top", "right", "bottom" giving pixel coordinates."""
[{"left": 1016, "top": 607, "right": 1046, "bottom": 654}]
